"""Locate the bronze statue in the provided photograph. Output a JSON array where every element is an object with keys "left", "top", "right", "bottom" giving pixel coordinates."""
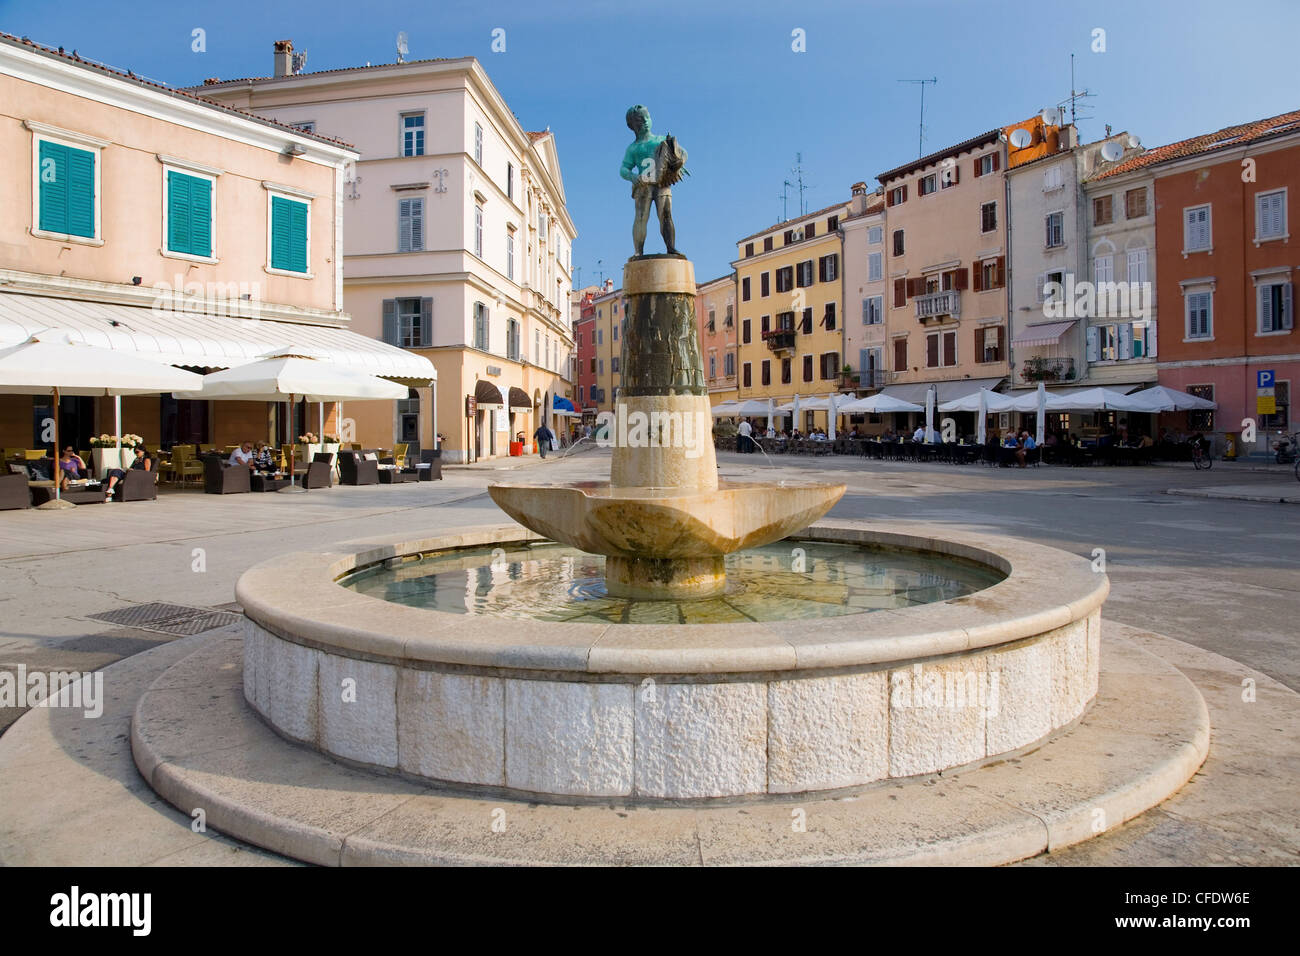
[{"left": 619, "top": 105, "right": 688, "bottom": 256}]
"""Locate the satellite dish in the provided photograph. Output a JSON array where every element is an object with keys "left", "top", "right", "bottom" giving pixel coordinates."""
[
  {"left": 1099, "top": 140, "right": 1124, "bottom": 163},
  {"left": 1040, "top": 108, "right": 1061, "bottom": 127},
  {"left": 396, "top": 31, "right": 409, "bottom": 63},
  {"left": 1009, "top": 128, "right": 1033, "bottom": 149},
  {"left": 1126, "top": 134, "right": 1141, "bottom": 149}
]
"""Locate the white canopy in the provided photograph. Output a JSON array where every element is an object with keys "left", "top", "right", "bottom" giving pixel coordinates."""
[
  {"left": 938, "top": 388, "right": 1017, "bottom": 413},
  {"left": 1124, "top": 385, "right": 1218, "bottom": 412},
  {"left": 172, "top": 350, "right": 409, "bottom": 403},
  {"left": 0, "top": 329, "right": 203, "bottom": 396},
  {"left": 732, "top": 399, "right": 778, "bottom": 416},
  {"left": 710, "top": 400, "right": 741, "bottom": 417},
  {"left": 1038, "top": 386, "right": 1151, "bottom": 412},
  {"left": 778, "top": 396, "right": 831, "bottom": 412},
  {"left": 838, "top": 393, "right": 925, "bottom": 414}
]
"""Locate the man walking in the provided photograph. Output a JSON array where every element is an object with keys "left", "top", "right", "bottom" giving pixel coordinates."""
[
  {"left": 534, "top": 422, "right": 555, "bottom": 460},
  {"left": 737, "top": 418, "right": 753, "bottom": 454}
]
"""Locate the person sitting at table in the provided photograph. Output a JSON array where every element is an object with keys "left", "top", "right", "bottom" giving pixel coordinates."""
[
  {"left": 881, "top": 428, "right": 895, "bottom": 442},
  {"left": 1136, "top": 431, "right": 1153, "bottom": 448},
  {"left": 912, "top": 424, "right": 926, "bottom": 443},
  {"left": 104, "top": 445, "right": 151, "bottom": 500},
  {"left": 252, "top": 442, "right": 276, "bottom": 473},
  {"left": 1015, "top": 430, "right": 1037, "bottom": 468},
  {"left": 790, "top": 428, "right": 803, "bottom": 441},
  {"left": 1044, "top": 432, "right": 1059, "bottom": 447},
  {"left": 228, "top": 441, "right": 255, "bottom": 468},
  {"left": 58, "top": 447, "right": 87, "bottom": 486}
]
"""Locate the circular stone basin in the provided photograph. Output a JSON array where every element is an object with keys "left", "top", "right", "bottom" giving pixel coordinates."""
[
  {"left": 337, "top": 541, "right": 1006, "bottom": 624},
  {"left": 236, "top": 521, "right": 1107, "bottom": 803}
]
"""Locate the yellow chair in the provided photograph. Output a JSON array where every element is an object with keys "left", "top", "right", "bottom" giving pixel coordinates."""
[
  {"left": 392, "top": 443, "right": 409, "bottom": 468},
  {"left": 169, "top": 447, "right": 204, "bottom": 486},
  {"left": 24, "top": 449, "right": 47, "bottom": 460},
  {"left": 349, "top": 443, "right": 362, "bottom": 452}
]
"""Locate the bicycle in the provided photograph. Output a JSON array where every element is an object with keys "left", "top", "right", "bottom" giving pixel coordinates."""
[{"left": 1191, "top": 441, "right": 1213, "bottom": 470}]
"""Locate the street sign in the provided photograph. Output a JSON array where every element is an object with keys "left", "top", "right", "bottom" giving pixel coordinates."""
[
  {"left": 465, "top": 396, "right": 477, "bottom": 418},
  {"left": 1257, "top": 395, "right": 1277, "bottom": 415},
  {"left": 1257, "top": 370, "right": 1274, "bottom": 388}
]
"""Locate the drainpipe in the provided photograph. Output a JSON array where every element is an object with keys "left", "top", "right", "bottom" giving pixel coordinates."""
[{"left": 1004, "top": 162, "right": 1014, "bottom": 391}]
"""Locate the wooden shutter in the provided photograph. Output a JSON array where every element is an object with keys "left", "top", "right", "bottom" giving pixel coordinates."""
[
  {"left": 894, "top": 337, "right": 907, "bottom": 371},
  {"left": 942, "top": 331, "right": 956, "bottom": 366},
  {"left": 954, "top": 267, "right": 969, "bottom": 291},
  {"left": 862, "top": 298, "right": 870, "bottom": 324},
  {"left": 803, "top": 354, "right": 813, "bottom": 381},
  {"left": 859, "top": 349, "right": 870, "bottom": 380},
  {"left": 926, "top": 334, "right": 939, "bottom": 367},
  {"left": 1284, "top": 283, "right": 1295, "bottom": 330},
  {"left": 973, "top": 326, "right": 983, "bottom": 363},
  {"left": 886, "top": 189, "right": 894, "bottom": 207},
  {"left": 1085, "top": 326, "right": 1100, "bottom": 362},
  {"left": 992, "top": 152, "right": 1000, "bottom": 172},
  {"left": 995, "top": 255, "right": 1006, "bottom": 288},
  {"left": 271, "top": 196, "right": 291, "bottom": 269},
  {"left": 419, "top": 298, "right": 432, "bottom": 347},
  {"left": 1118, "top": 322, "right": 1134, "bottom": 359},
  {"left": 974, "top": 156, "right": 983, "bottom": 178},
  {"left": 802, "top": 308, "right": 813, "bottom": 334},
  {"left": 39, "top": 141, "right": 96, "bottom": 238},
  {"left": 1034, "top": 272, "right": 1047, "bottom": 303},
  {"left": 382, "top": 299, "right": 399, "bottom": 345},
  {"left": 972, "top": 264, "right": 983, "bottom": 292},
  {"left": 806, "top": 222, "right": 816, "bottom": 239},
  {"left": 894, "top": 278, "right": 906, "bottom": 308},
  {"left": 1259, "top": 285, "right": 1273, "bottom": 332},
  {"left": 818, "top": 257, "right": 827, "bottom": 282},
  {"left": 996, "top": 325, "right": 1005, "bottom": 361},
  {"left": 167, "top": 171, "right": 191, "bottom": 254}
]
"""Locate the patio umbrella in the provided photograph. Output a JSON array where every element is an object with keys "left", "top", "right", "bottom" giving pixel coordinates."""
[
  {"left": 766, "top": 397, "right": 775, "bottom": 433},
  {"left": 1038, "top": 386, "right": 1150, "bottom": 412},
  {"left": 938, "top": 389, "right": 1017, "bottom": 413},
  {"left": 1124, "top": 385, "right": 1217, "bottom": 412},
  {"left": 977, "top": 388, "right": 987, "bottom": 445},
  {"left": 0, "top": 329, "right": 203, "bottom": 507},
  {"left": 792, "top": 393, "right": 801, "bottom": 433},
  {"left": 838, "top": 394, "right": 925, "bottom": 414},
  {"left": 1035, "top": 381, "right": 1046, "bottom": 446},
  {"left": 827, "top": 394, "right": 837, "bottom": 441},
  {"left": 710, "top": 401, "right": 740, "bottom": 417},
  {"left": 173, "top": 350, "right": 410, "bottom": 490},
  {"left": 924, "top": 385, "right": 936, "bottom": 443}
]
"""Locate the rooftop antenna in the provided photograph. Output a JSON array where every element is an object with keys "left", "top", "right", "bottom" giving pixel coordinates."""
[
  {"left": 791, "top": 154, "right": 808, "bottom": 217},
  {"left": 596, "top": 258, "right": 604, "bottom": 287},
  {"left": 396, "top": 31, "right": 409, "bottom": 64},
  {"left": 778, "top": 179, "right": 793, "bottom": 221},
  {"left": 898, "top": 77, "right": 938, "bottom": 158},
  {"left": 1059, "top": 53, "right": 1096, "bottom": 129}
]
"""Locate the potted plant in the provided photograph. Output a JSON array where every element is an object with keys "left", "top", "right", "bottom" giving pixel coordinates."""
[
  {"left": 298, "top": 432, "right": 321, "bottom": 471},
  {"left": 321, "top": 433, "right": 341, "bottom": 478},
  {"left": 89, "top": 434, "right": 123, "bottom": 478}
]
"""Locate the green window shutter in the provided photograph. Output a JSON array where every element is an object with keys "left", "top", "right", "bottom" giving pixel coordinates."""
[
  {"left": 270, "top": 196, "right": 308, "bottom": 273},
  {"left": 382, "top": 299, "right": 398, "bottom": 345},
  {"left": 189, "top": 174, "right": 212, "bottom": 257},
  {"left": 39, "top": 140, "right": 95, "bottom": 238},
  {"left": 167, "top": 171, "right": 191, "bottom": 254}
]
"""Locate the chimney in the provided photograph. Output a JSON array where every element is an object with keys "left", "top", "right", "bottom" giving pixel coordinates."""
[
  {"left": 849, "top": 180, "right": 868, "bottom": 215},
  {"left": 604, "top": 279, "right": 614, "bottom": 292},
  {"left": 273, "top": 40, "right": 294, "bottom": 78}
]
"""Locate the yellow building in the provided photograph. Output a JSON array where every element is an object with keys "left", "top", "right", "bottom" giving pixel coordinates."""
[
  {"left": 696, "top": 273, "right": 738, "bottom": 404},
  {"left": 731, "top": 201, "right": 850, "bottom": 432},
  {"left": 588, "top": 281, "right": 625, "bottom": 414}
]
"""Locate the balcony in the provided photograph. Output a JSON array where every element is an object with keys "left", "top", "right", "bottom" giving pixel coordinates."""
[
  {"left": 763, "top": 326, "right": 796, "bottom": 353},
  {"left": 1020, "top": 356, "right": 1076, "bottom": 383},
  {"left": 914, "top": 289, "right": 961, "bottom": 322}
]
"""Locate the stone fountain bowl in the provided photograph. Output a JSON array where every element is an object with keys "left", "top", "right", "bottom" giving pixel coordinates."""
[
  {"left": 486, "top": 478, "right": 846, "bottom": 557},
  {"left": 235, "top": 520, "right": 1107, "bottom": 803}
]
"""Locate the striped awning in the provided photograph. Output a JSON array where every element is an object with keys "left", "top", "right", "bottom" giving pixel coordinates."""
[
  {"left": 1011, "top": 320, "right": 1076, "bottom": 348},
  {"left": 508, "top": 386, "right": 533, "bottom": 411},
  {"left": 474, "top": 379, "right": 505, "bottom": 408},
  {"left": 0, "top": 291, "right": 436, "bottom": 386}
]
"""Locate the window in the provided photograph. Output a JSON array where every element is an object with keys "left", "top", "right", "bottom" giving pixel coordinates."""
[
  {"left": 796, "top": 260, "right": 814, "bottom": 287},
  {"left": 613, "top": 322, "right": 619, "bottom": 340},
  {"left": 918, "top": 173, "right": 938, "bottom": 196},
  {"left": 506, "top": 318, "right": 520, "bottom": 360},
  {"left": 893, "top": 278, "right": 907, "bottom": 308},
  {"left": 803, "top": 354, "right": 814, "bottom": 382},
  {"left": 764, "top": 236, "right": 773, "bottom": 252},
  {"left": 978, "top": 325, "right": 1004, "bottom": 363},
  {"left": 827, "top": 215, "right": 839, "bottom": 231},
  {"left": 707, "top": 309, "right": 716, "bottom": 332},
  {"left": 1256, "top": 189, "right": 1287, "bottom": 241},
  {"left": 538, "top": 212, "right": 548, "bottom": 242},
  {"left": 776, "top": 266, "right": 793, "bottom": 293},
  {"left": 473, "top": 122, "right": 483, "bottom": 165},
  {"left": 823, "top": 302, "right": 837, "bottom": 331},
  {"left": 781, "top": 357, "right": 791, "bottom": 384},
  {"left": 1039, "top": 269, "right": 1066, "bottom": 304},
  {"left": 1126, "top": 248, "right": 1148, "bottom": 285},
  {"left": 402, "top": 113, "right": 425, "bottom": 157},
  {"left": 597, "top": 327, "right": 603, "bottom": 345},
  {"left": 981, "top": 260, "right": 998, "bottom": 290},
  {"left": 745, "top": 242, "right": 754, "bottom": 257},
  {"left": 1093, "top": 195, "right": 1113, "bottom": 226},
  {"left": 805, "top": 223, "right": 816, "bottom": 239},
  {"left": 761, "top": 360, "right": 771, "bottom": 386},
  {"left": 1096, "top": 324, "right": 1118, "bottom": 361},
  {"left": 893, "top": 337, "right": 907, "bottom": 371},
  {"left": 925, "top": 330, "right": 957, "bottom": 367},
  {"left": 269, "top": 194, "right": 309, "bottom": 274},
  {"left": 1125, "top": 188, "right": 1147, "bottom": 219},
  {"left": 863, "top": 295, "right": 883, "bottom": 325},
  {"left": 36, "top": 138, "right": 97, "bottom": 240},
  {"left": 742, "top": 362, "right": 752, "bottom": 388},
  {"left": 1261, "top": 381, "right": 1289, "bottom": 431},
  {"left": 760, "top": 271, "right": 770, "bottom": 297},
  {"left": 506, "top": 229, "right": 515, "bottom": 279},
  {"left": 1092, "top": 254, "right": 1113, "bottom": 284},
  {"left": 868, "top": 252, "right": 883, "bottom": 282},
  {"left": 708, "top": 354, "right": 716, "bottom": 378},
  {"left": 473, "top": 301, "right": 490, "bottom": 350},
  {"left": 868, "top": 226, "right": 883, "bottom": 245},
  {"left": 742, "top": 277, "right": 751, "bottom": 301},
  {"left": 612, "top": 357, "right": 620, "bottom": 373},
  {"left": 383, "top": 297, "right": 430, "bottom": 348},
  {"left": 590, "top": 357, "right": 596, "bottom": 373},
  {"left": 893, "top": 229, "right": 905, "bottom": 256},
  {"left": 1186, "top": 291, "right": 1212, "bottom": 339},
  {"left": 725, "top": 304, "right": 733, "bottom": 327},
  {"left": 578, "top": 386, "right": 584, "bottom": 403},
  {"left": 1258, "top": 280, "right": 1294, "bottom": 333},
  {"left": 800, "top": 309, "right": 813, "bottom": 335},
  {"left": 980, "top": 201, "right": 997, "bottom": 234},
  {"left": 975, "top": 153, "right": 998, "bottom": 177},
  {"left": 888, "top": 185, "right": 907, "bottom": 206},
  {"left": 819, "top": 254, "right": 839, "bottom": 282},
  {"left": 1187, "top": 385, "right": 1215, "bottom": 431},
  {"left": 1042, "top": 166, "right": 1064, "bottom": 192},
  {"left": 398, "top": 197, "right": 424, "bottom": 252},
  {"left": 165, "top": 169, "right": 214, "bottom": 258},
  {"left": 820, "top": 352, "right": 839, "bottom": 380},
  {"left": 761, "top": 315, "right": 770, "bottom": 335},
  {"left": 724, "top": 352, "right": 735, "bottom": 376},
  {"left": 742, "top": 319, "right": 751, "bottom": 344},
  {"left": 474, "top": 203, "right": 483, "bottom": 258},
  {"left": 599, "top": 359, "right": 605, "bottom": 375},
  {"left": 1045, "top": 212, "right": 1064, "bottom": 248},
  {"left": 506, "top": 162, "right": 514, "bottom": 201},
  {"left": 1184, "top": 205, "right": 1211, "bottom": 252}
]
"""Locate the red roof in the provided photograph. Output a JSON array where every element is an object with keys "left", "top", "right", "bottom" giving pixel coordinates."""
[
  {"left": 0, "top": 31, "right": 354, "bottom": 149},
  {"left": 1089, "top": 107, "right": 1300, "bottom": 180}
]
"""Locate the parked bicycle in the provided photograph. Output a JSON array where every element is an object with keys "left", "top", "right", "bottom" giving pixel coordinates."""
[
  {"left": 1190, "top": 436, "right": 1213, "bottom": 470},
  {"left": 1273, "top": 431, "right": 1299, "bottom": 464}
]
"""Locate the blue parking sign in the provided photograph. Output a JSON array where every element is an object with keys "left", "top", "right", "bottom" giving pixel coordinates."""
[{"left": 1257, "top": 370, "right": 1274, "bottom": 388}]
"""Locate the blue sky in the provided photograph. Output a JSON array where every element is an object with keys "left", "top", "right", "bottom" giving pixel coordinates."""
[{"left": 4, "top": 0, "right": 1297, "bottom": 283}]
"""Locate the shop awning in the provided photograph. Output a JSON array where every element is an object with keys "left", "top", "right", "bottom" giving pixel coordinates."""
[
  {"left": 474, "top": 379, "right": 505, "bottom": 408},
  {"left": 879, "top": 377, "right": 1004, "bottom": 405},
  {"left": 552, "top": 395, "right": 576, "bottom": 412},
  {"left": 508, "top": 387, "right": 533, "bottom": 411},
  {"left": 1011, "top": 320, "right": 1076, "bottom": 348},
  {"left": 0, "top": 291, "right": 436, "bottom": 386}
]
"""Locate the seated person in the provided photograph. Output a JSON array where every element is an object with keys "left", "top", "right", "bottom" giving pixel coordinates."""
[
  {"left": 104, "top": 445, "right": 151, "bottom": 500},
  {"left": 229, "top": 441, "right": 255, "bottom": 468},
  {"left": 912, "top": 425, "right": 926, "bottom": 443},
  {"left": 1015, "top": 430, "right": 1037, "bottom": 467},
  {"left": 252, "top": 442, "right": 276, "bottom": 472},
  {"left": 58, "top": 447, "right": 87, "bottom": 486}
]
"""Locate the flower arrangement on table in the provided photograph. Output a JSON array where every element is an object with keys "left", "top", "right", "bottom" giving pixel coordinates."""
[
  {"left": 120, "top": 434, "right": 143, "bottom": 449},
  {"left": 89, "top": 435, "right": 118, "bottom": 447},
  {"left": 323, "top": 434, "right": 340, "bottom": 444},
  {"left": 298, "top": 433, "right": 319, "bottom": 444}
]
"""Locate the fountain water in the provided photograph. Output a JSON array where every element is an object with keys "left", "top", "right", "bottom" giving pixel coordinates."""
[{"left": 489, "top": 255, "right": 845, "bottom": 599}]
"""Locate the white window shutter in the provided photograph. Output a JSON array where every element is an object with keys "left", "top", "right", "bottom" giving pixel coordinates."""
[
  {"left": 862, "top": 298, "right": 870, "bottom": 324},
  {"left": 1146, "top": 320, "right": 1158, "bottom": 357},
  {"left": 1260, "top": 284, "right": 1273, "bottom": 332},
  {"left": 1285, "top": 283, "right": 1295, "bottom": 329},
  {"left": 1086, "top": 325, "right": 1100, "bottom": 362},
  {"left": 1118, "top": 322, "right": 1133, "bottom": 360},
  {"left": 1035, "top": 273, "right": 1046, "bottom": 303}
]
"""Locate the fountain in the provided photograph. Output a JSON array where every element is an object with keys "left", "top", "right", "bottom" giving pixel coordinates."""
[{"left": 125, "top": 106, "right": 1208, "bottom": 864}]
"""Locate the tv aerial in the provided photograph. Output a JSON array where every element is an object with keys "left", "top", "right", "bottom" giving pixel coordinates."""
[{"left": 396, "top": 31, "right": 409, "bottom": 64}]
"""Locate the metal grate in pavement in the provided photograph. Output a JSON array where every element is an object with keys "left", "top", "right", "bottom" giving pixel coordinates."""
[{"left": 87, "top": 603, "right": 242, "bottom": 635}]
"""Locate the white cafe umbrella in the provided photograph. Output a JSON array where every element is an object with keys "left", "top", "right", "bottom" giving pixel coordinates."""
[
  {"left": 938, "top": 389, "right": 1016, "bottom": 413},
  {"left": 173, "top": 350, "right": 410, "bottom": 489},
  {"left": 924, "top": 385, "right": 936, "bottom": 443},
  {"left": 838, "top": 394, "right": 924, "bottom": 414},
  {"left": 1035, "top": 381, "right": 1046, "bottom": 446},
  {"left": 1124, "top": 385, "right": 1217, "bottom": 413},
  {"left": 710, "top": 400, "right": 740, "bottom": 417},
  {"left": 1032, "top": 386, "right": 1148, "bottom": 412},
  {"left": 827, "top": 393, "right": 837, "bottom": 441},
  {"left": 792, "top": 393, "right": 801, "bottom": 433},
  {"left": 977, "top": 387, "right": 987, "bottom": 446},
  {"left": 0, "top": 330, "right": 203, "bottom": 507},
  {"left": 766, "top": 397, "right": 775, "bottom": 433}
]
